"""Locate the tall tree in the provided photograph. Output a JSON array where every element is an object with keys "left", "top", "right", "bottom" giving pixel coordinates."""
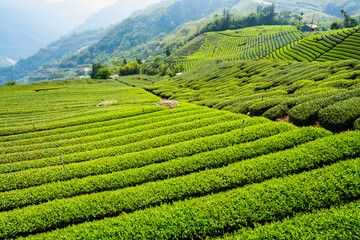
[
  {"left": 165, "top": 46, "right": 171, "bottom": 57},
  {"left": 279, "top": 10, "right": 292, "bottom": 22},
  {"left": 95, "top": 68, "right": 111, "bottom": 79},
  {"left": 91, "top": 63, "right": 104, "bottom": 79}
]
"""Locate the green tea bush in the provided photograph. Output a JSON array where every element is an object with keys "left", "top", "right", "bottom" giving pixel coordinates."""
[
  {"left": 0, "top": 120, "right": 287, "bottom": 192},
  {"left": 0, "top": 109, "right": 217, "bottom": 154},
  {"left": 0, "top": 104, "right": 207, "bottom": 145},
  {"left": 0, "top": 106, "right": 165, "bottom": 137},
  {"left": 0, "top": 123, "right": 304, "bottom": 212},
  {"left": 289, "top": 89, "right": 360, "bottom": 127},
  {"left": 319, "top": 97, "right": 360, "bottom": 132},
  {"left": 22, "top": 156, "right": 360, "bottom": 240},
  {"left": 249, "top": 99, "right": 284, "bottom": 117},
  {"left": 355, "top": 118, "right": 360, "bottom": 130},
  {"left": 263, "top": 104, "right": 289, "bottom": 120},
  {"left": 223, "top": 200, "right": 360, "bottom": 239},
  {"left": 0, "top": 128, "right": 332, "bottom": 239},
  {"left": 0, "top": 113, "right": 242, "bottom": 164}
]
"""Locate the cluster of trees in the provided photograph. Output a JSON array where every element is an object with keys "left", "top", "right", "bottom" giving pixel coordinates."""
[
  {"left": 87, "top": 5, "right": 360, "bottom": 80},
  {"left": 4, "top": 81, "right": 17, "bottom": 86},
  {"left": 143, "top": 56, "right": 174, "bottom": 77},
  {"left": 331, "top": 9, "right": 359, "bottom": 30},
  {"left": 90, "top": 63, "right": 111, "bottom": 79},
  {"left": 91, "top": 58, "right": 143, "bottom": 79},
  {"left": 119, "top": 61, "right": 141, "bottom": 76},
  {"left": 197, "top": 5, "right": 294, "bottom": 34}
]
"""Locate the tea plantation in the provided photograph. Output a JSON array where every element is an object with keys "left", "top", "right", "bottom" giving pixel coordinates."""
[
  {"left": 173, "top": 25, "right": 302, "bottom": 71},
  {"left": 149, "top": 59, "right": 360, "bottom": 132},
  {"left": 172, "top": 26, "right": 360, "bottom": 71},
  {"left": 0, "top": 77, "right": 359, "bottom": 239},
  {"left": 174, "top": 25, "right": 301, "bottom": 71}
]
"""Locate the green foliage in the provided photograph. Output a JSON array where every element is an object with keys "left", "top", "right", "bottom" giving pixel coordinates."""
[
  {"left": 249, "top": 98, "right": 284, "bottom": 116},
  {"left": 0, "top": 28, "right": 108, "bottom": 84},
  {"left": 172, "top": 64, "right": 185, "bottom": 73},
  {"left": 289, "top": 88, "right": 360, "bottom": 127},
  {"left": 2, "top": 118, "right": 284, "bottom": 191},
  {"left": 267, "top": 26, "right": 360, "bottom": 62},
  {"left": 2, "top": 15, "right": 360, "bottom": 239},
  {"left": 95, "top": 68, "right": 111, "bottom": 79},
  {"left": 0, "top": 112, "right": 243, "bottom": 166},
  {"left": 1, "top": 76, "right": 360, "bottom": 239},
  {"left": 263, "top": 104, "right": 289, "bottom": 120},
  {"left": 173, "top": 25, "right": 301, "bottom": 71},
  {"left": 197, "top": 4, "right": 285, "bottom": 34},
  {"left": 165, "top": 46, "right": 171, "bottom": 57},
  {"left": 136, "top": 57, "right": 142, "bottom": 65},
  {"left": 144, "top": 68, "right": 160, "bottom": 76},
  {"left": 151, "top": 58, "right": 360, "bottom": 131},
  {"left": 331, "top": 19, "right": 343, "bottom": 30},
  {"left": 355, "top": 118, "right": 360, "bottom": 130},
  {"left": 0, "top": 127, "right": 332, "bottom": 239},
  {"left": 91, "top": 63, "right": 104, "bottom": 79},
  {"left": 4, "top": 81, "right": 17, "bottom": 86},
  {"left": 319, "top": 97, "right": 360, "bottom": 132},
  {"left": 341, "top": 9, "right": 359, "bottom": 28},
  {"left": 69, "top": 0, "right": 243, "bottom": 68},
  {"left": 119, "top": 61, "right": 141, "bottom": 76},
  {"left": 0, "top": 80, "right": 162, "bottom": 136},
  {"left": 20, "top": 137, "right": 360, "bottom": 239},
  {"left": 220, "top": 200, "right": 360, "bottom": 239},
  {"left": 0, "top": 104, "right": 201, "bottom": 144}
]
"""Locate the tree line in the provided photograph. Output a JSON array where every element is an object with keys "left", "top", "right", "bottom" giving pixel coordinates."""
[{"left": 330, "top": 9, "right": 359, "bottom": 30}]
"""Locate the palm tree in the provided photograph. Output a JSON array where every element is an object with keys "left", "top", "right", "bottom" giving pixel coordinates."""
[
  {"left": 298, "top": 12, "right": 304, "bottom": 24},
  {"left": 340, "top": 9, "right": 346, "bottom": 18}
]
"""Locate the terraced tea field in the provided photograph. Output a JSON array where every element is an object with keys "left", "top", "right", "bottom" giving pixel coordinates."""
[
  {"left": 150, "top": 59, "right": 360, "bottom": 132},
  {"left": 266, "top": 26, "right": 360, "bottom": 62},
  {"left": 1, "top": 78, "right": 360, "bottom": 239},
  {"left": 173, "top": 26, "right": 360, "bottom": 71},
  {"left": 173, "top": 25, "right": 301, "bottom": 71}
]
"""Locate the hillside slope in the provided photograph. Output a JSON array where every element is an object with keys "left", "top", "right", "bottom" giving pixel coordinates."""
[
  {"left": 67, "top": 0, "right": 240, "bottom": 65},
  {"left": 266, "top": 26, "right": 360, "bottom": 61},
  {"left": 0, "top": 79, "right": 359, "bottom": 238},
  {"left": 148, "top": 59, "right": 360, "bottom": 132},
  {"left": 0, "top": 28, "right": 108, "bottom": 84},
  {"left": 0, "top": 0, "right": 97, "bottom": 66},
  {"left": 172, "top": 26, "right": 360, "bottom": 71},
  {"left": 0, "top": 0, "right": 242, "bottom": 84},
  {"left": 173, "top": 25, "right": 302, "bottom": 70}
]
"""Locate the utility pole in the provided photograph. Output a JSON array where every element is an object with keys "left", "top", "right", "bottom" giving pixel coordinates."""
[{"left": 311, "top": 13, "right": 315, "bottom": 31}]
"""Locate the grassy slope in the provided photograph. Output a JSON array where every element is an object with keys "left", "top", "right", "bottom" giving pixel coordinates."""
[
  {"left": 149, "top": 59, "right": 360, "bottom": 132},
  {"left": 266, "top": 26, "right": 360, "bottom": 62},
  {"left": 0, "top": 78, "right": 359, "bottom": 239},
  {"left": 0, "top": 79, "right": 162, "bottom": 129},
  {"left": 173, "top": 25, "right": 302, "bottom": 71},
  {"left": 173, "top": 26, "right": 360, "bottom": 71}
]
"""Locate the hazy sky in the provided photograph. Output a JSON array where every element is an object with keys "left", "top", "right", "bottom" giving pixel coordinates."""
[{"left": 45, "top": 0, "right": 161, "bottom": 12}]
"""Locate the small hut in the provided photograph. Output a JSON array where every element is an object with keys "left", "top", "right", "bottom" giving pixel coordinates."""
[{"left": 301, "top": 24, "right": 319, "bottom": 32}]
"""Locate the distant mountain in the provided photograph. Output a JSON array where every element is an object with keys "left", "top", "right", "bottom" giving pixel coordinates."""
[
  {"left": 66, "top": 0, "right": 241, "bottom": 65},
  {"left": 0, "top": 0, "right": 97, "bottom": 66},
  {"left": 0, "top": 3, "right": 58, "bottom": 66},
  {"left": 74, "top": 0, "right": 163, "bottom": 32},
  {"left": 0, "top": 28, "right": 108, "bottom": 84},
  {"left": 324, "top": 0, "right": 360, "bottom": 17}
]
